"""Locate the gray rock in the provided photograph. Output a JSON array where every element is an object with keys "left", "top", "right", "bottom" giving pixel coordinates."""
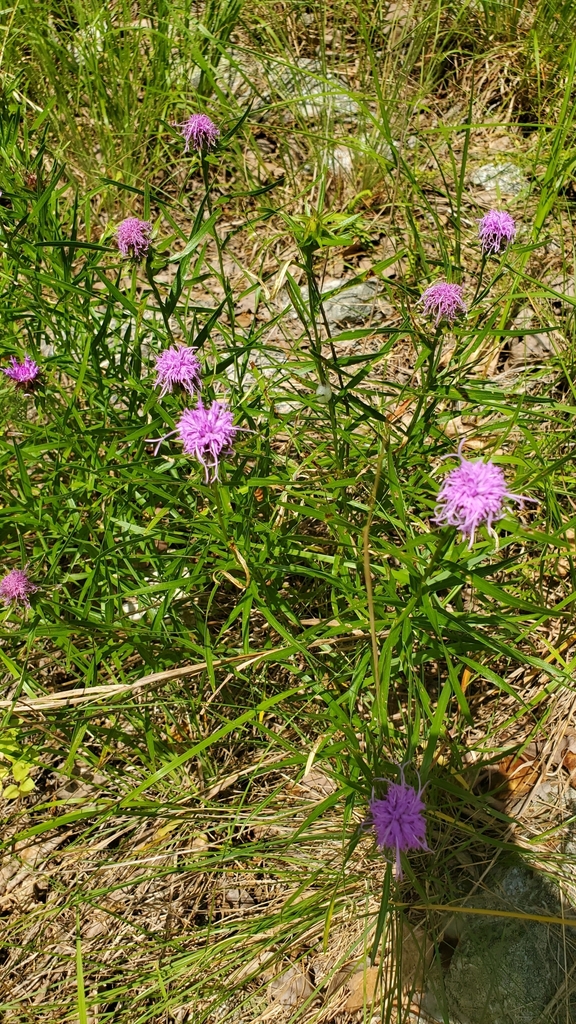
[
  {"left": 268, "top": 965, "right": 314, "bottom": 1006},
  {"left": 293, "top": 62, "right": 358, "bottom": 121},
  {"left": 427, "top": 860, "right": 574, "bottom": 1024},
  {"left": 192, "top": 52, "right": 359, "bottom": 123},
  {"left": 321, "top": 279, "right": 382, "bottom": 326},
  {"left": 225, "top": 887, "right": 255, "bottom": 908},
  {"left": 506, "top": 307, "right": 554, "bottom": 369},
  {"left": 288, "top": 278, "right": 383, "bottom": 328},
  {"left": 547, "top": 276, "right": 576, "bottom": 310},
  {"left": 383, "top": 134, "right": 418, "bottom": 160},
  {"left": 327, "top": 143, "right": 355, "bottom": 177},
  {"left": 381, "top": 138, "right": 401, "bottom": 161},
  {"left": 327, "top": 135, "right": 416, "bottom": 175},
  {"left": 470, "top": 162, "right": 526, "bottom": 195},
  {"left": 273, "top": 399, "right": 303, "bottom": 415}
]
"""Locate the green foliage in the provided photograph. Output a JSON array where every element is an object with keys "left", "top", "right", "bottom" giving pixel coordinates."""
[
  {"left": 0, "top": 0, "right": 576, "bottom": 1020},
  {"left": 0, "top": 725, "right": 37, "bottom": 799}
]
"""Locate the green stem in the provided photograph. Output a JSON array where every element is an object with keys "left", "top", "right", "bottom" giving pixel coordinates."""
[
  {"left": 406, "top": 325, "right": 443, "bottom": 441},
  {"left": 201, "top": 152, "right": 239, "bottom": 383},
  {"left": 302, "top": 248, "right": 343, "bottom": 469},
  {"left": 145, "top": 258, "right": 174, "bottom": 341}
]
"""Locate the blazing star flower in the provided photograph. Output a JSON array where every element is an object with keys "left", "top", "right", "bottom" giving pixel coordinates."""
[
  {"left": 370, "top": 778, "right": 428, "bottom": 878},
  {"left": 2, "top": 355, "right": 40, "bottom": 386},
  {"left": 177, "top": 113, "right": 220, "bottom": 152},
  {"left": 478, "top": 210, "right": 516, "bottom": 254},
  {"left": 176, "top": 399, "right": 238, "bottom": 480},
  {"left": 420, "top": 282, "right": 467, "bottom": 325},
  {"left": 154, "top": 344, "right": 202, "bottom": 399},
  {"left": 0, "top": 568, "right": 37, "bottom": 608},
  {"left": 116, "top": 217, "right": 153, "bottom": 260},
  {"left": 433, "top": 443, "right": 535, "bottom": 547}
]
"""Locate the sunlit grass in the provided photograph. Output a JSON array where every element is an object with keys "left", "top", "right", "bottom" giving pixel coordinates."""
[{"left": 1, "top": 0, "right": 576, "bottom": 1020}]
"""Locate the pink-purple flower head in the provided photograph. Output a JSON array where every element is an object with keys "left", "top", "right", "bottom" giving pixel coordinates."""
[
  {"left": 116, "top": 217, "right": 153, "bottom": 261},
  {"left": 420, "top": 282, "right": 467, "bottom": 325},
  {"left": 176, "top": 114, "right": 220, "bottom": 153},
  {"left": 0, "top": 568, "right": 37, "bottom": 608},
  {"left": 154, "top": 344, "right": 202, "bottom": 399},
  {"left": 2, "top": 355, "right": 40, "bottom": 387},
  {"left": 478, "top": 210, "right": 516, "bottom": 255},
  {"left": 369, "top": 777, "right": 428, "bottom": 878},
  {"left": 177, "top": 399, "right": 238, "bottom": 481},
  {"left": 433, "top": 442, "right": 536, "bottom": 547}
]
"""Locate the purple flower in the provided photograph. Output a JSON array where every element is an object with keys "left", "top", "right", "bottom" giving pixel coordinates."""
[
  {"left": 2, "top": 355, "right": 40, "bottom": 386},
  {"left": 370, "top": 779, "right": 428, "bottom": 877},
  {"left": 0, "top": 568, "right": 37, "bottom": 608},
  {"left": 154, "top": 344, "right": 202, "bottom": 398},
  {"left": 176, "top": 399, "right": 238, "bottom": 480},
  {"left": 420, "top": 282, "right": 467, "bottom": 325},
  {"left": 433, "top": 444, "right": 534, "bottom": 547},
  {"left": 116, "top": 217, "right": 152, "bottom": 260},
  {"left": 478, "top": 210, "right": 516, "bottom": 254},
  {"left": 176, "top": 114, "right": 220, "bottom": 152}
]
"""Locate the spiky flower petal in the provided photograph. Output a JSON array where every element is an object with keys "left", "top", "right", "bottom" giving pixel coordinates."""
[
  {"left": 370, "top": 779, "right": 428, "bottom": 877},
  {"left": 2, "top": 355, "right": 40, "bottom": 386},
  {"left": 0, "top": 568, "right": 37, "bottom": 608},
  {"left": 116, "top": 217, "right": 153, "bottom": 260},
  {"left": 176, "top": 114, "right": 220, "bottom": 153},
  {"left": 433, "top": 445, "right": 533, "bottom": 547},
  {"left": 176, "top": 399, "right": 237, "bottom": 480},
  {"left": 154, "top": 345, "right": 202, "bottom": 398},
  {"left": 420, "top": 282, "right": 467, "bottom": 325},
  {"left": 478, "top": 210, "right": 516, "bottom": 254}
]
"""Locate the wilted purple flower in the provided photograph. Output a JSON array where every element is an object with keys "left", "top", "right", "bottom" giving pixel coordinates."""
[
  {"left": 478, "top": 210, "right": 516, "bottom": 254},
  {"left": 2, "top": 355, "right": 40, "bottom": 386},
  {"left": 177, "top": 399, "right": 237, "bottom": 480},
  {"left": 177, "top": 114, "right": 220, "bottom": 153},
  {"left": 116, "top": 217, "right": 152, "bottom": 260},
  {"left": 420, "top": 282, "right": 467, "bottom": 325},
  {"left": 370, "top": 778, "right": 428, "bottom": 877},
  {"left": 154, "top": 345, "right": 202, "bottom": 398},
  {"left": 433, "top": 443, "right": 535, "bottom": 547},
  {"left": 0, "top": 568, "right": 37, "bottom": 608}
]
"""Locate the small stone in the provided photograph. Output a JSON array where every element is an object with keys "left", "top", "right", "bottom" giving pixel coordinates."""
[
  {"left": 294, "top": 63, "right": 359, "bottom": 121},
  {"left": 323, "top": 280, "right": 381, "bottom": 325},
  {"left": 434, "top": 860, "right": 570, "bottom": 1024},
  {"left": 506, "top": 307, "right": 554, "bottom": 369},
  {"left": 547, "top": 275, "right": 576, "bottom": 310},
  {"left": 225, "top": 887, "right": 255, "bottom": 908},
  {"left": 274, "top": 400, "right": 302, "bottom": 415},
  {"left": 327, "top": 144, "right": 355, "bottom": 177},
  {"left": 444, "top": 416, "right": 464, "bottom": 438},
  {"left": 225, "top": 348, "right": 305, "bottom": 413},
  {"left": 382, "top": 139, "right": 400, "bottom": 161},
  {"left": 470, "top": 162, "right": 526, "bottom": 195},
  {"left": 194, "top": 52, "right": 359, "bottom": 124},
  {"left": 268, "top": 966, "right": 313, "bottom": 1006},
  {"left": 290, "top": 278, "right": 383, "bottom": 328},
  {"left": 122, "top": 597, "right": 144, "bottom": 622},
  {"left": 380, "top": 136, "right": 417, "bottom": 161},
  {"left": 507, "top": 333, "right": 554, "bottom": 368}
]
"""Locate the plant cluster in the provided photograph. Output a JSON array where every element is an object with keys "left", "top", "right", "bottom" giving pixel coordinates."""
[
  {"left": 1, "top": 0, "right": 576, "bottom": 1017},
  {"left": 0, "top": 106, "right": 546, "bottom": 884}
]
